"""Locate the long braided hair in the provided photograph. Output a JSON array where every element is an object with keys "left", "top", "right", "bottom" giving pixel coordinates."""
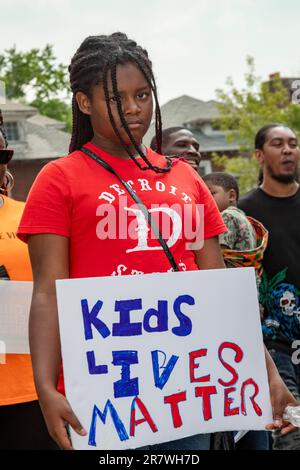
[{"left": 69, "top": 33, "right": 171, "bottom": 173}]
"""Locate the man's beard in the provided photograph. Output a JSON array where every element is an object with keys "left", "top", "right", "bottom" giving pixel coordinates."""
[{"left": 266, "top": 164, "right": 299, "bottom": 184}]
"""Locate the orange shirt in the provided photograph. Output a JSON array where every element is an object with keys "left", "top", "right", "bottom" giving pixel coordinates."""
[{"left": 0, "top": 195, "right": 37, "bottom": 405}]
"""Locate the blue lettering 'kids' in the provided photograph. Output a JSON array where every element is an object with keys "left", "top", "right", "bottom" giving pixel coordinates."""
[
  {"left": 143, "top": 301, "right": 168, "bottom": 333},
  {"left": 172, "top": 295, "right": 194, "bottom": 336},
  {"left": 86, "top": 351, "right": 108, "bottom": 375},
  {"left": 112, "top": 299, "right": 142, "bottom": 336},
  {"left": 112, "top": 350, "right": 139, "bottom": 398},
  {"left": 81, "top": 299, "right": 110, "bottom": 340},
  {"left": 88, "top": 400, "right": 129, "bottom": 446},
  {"left": 152, "top": 350, "right": 179, "bottom": 390}
]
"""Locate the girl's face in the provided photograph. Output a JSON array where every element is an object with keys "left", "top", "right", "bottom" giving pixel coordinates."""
[{"left": 77, "top": 62, "right": 153, "bottom": 150}]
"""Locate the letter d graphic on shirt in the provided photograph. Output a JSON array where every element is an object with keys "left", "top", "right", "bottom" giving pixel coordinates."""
[{"left": 125, "top": 207, "right": 182, "bottom": 254}]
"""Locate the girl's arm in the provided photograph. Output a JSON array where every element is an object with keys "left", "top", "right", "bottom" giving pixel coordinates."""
[
  {"left": 194, "top": 236, "right": 225, "bottom": 270},
  {"left": 28, "top": 234, "right": 87, "bottom": 450}
]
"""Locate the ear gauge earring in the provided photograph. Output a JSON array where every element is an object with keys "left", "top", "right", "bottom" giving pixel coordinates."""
[{"left": 0, "top": 170, "right": 14, "bottom": 194}]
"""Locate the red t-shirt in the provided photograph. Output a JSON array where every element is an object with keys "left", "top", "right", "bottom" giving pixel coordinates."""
[{"left": 18, "top": 143, "right": 226, "bottom": 393}]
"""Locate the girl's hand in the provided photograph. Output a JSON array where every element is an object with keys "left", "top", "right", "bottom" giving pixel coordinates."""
[
  {"left": 39, "top": 389, "right": 87, "bottom": 450},
  {"left": 266, "top": 376, "right": 299, "bottom": 435}
]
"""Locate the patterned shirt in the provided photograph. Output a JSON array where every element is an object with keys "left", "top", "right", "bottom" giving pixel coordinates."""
[{"left": 219, "top": 206, "right": 256, "bottom": 251}]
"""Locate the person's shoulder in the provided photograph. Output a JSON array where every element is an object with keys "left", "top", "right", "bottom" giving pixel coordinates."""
[
  {"left": 38, "top": 150, "right": 84, "bottom": 177},
  {"left": 222, "top": 206, "right": 243, "bottom": 218},
  {"left": 3, "top": 195, "right": 25, "bottom": 211},
  {"left": 145, "top": 147, "right": 169, "bottom": 166},
  {"left": 238, "top": 188, "right": 261, "bottom": 208},
  {"left": 222, "top": 207, "right": 247, "bottom": 227},
  {"left": 239, "top": 188, "right": 260, "bottom": 202},
  {"left": 145, "top": 147, "right": 195, "bottom": 175},
  {"left": 145, "top": 147, "right": 202, "bottom": 184}
]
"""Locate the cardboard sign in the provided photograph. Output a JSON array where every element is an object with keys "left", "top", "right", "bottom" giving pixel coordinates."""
[{"left": 56, "top": 268, "right": 272, "bottom": 450}]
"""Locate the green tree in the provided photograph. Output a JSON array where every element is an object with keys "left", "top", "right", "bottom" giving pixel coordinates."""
[
  {"left": 0, "top": 45, "right": 71, "bottom": 131},
  {"left": 213, "top": 57, "right": 300, "bottom": 194}
]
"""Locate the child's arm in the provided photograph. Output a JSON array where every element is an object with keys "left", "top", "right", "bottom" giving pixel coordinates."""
[{"left": 28, "top": 234, "right": 87, "bottom": 450}]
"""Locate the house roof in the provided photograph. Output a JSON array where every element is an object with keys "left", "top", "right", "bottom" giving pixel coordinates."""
[
  {"left": 1, "top": 99, "right": 38, "bottom": 117},
  {"left": 145, "top": 95, "right": 218, "bottom": 144},
  {"left": 158, "top": 95, "right": 219, "bottom": 126},
  {"left": 144, "top": 94, "right": 219, "bottom": 145},
  {"left": 27, "top": 114, "right": 66, "bottom": 130},
  {"left": 13, "top": 121, "right": 70, "bottom": 160},
  {"left": 25, "top": 122, "right": 70, "bottom": 160},
  {"left": 1, "top": 99, "right": 70, "bottom": 159},
  {"left": 144, "top": 95, "right": 239, "bottom": 152}
]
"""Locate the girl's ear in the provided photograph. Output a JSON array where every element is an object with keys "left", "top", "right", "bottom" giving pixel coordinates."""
[{"left": 76, "top": 91, "right": 92, "bottom": 116}]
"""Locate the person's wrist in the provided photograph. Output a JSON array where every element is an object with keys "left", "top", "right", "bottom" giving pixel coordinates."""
[{"left": 36, "top": 383, "right": 58, "bottom": 401}]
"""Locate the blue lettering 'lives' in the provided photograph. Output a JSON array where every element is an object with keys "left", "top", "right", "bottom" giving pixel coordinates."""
[
  {"left": 112, "top": 350, "right": 139, "bottom": 398},
  {"left": 143, "top": 301, "right": 168, "bottom": 333},
  {"left": 88, "top": 400, "right": 129, "bottom": 446},
  {"left": 81, "top": 299, "right": 110, "bottom": 340},
  {"left": 152, "top": 350, "right": 179, "bottom": 390},
  {"left": 112, "top": 299, "right": 142, "bottom": 336},
  {"left": 172, "top": 295, "right": 194, "bottom": 336},
  {"left": 86, "top": 351, "right": 108, "bottom": 375}
]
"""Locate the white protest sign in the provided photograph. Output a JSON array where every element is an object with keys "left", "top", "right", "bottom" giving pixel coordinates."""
[
  {"left": 56, "top": 267, "right": 272, "bottom": 450},
  {"left": 0, "top": 281, "right": 32, "bottom": 354}
]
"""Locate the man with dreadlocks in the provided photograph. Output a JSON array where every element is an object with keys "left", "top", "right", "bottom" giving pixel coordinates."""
[{"left": 18, "top": 33, "right": 298, "bottom": 450}]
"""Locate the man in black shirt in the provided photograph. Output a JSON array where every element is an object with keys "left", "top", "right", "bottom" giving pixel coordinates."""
[{"left": 239, "top": 124, "right": 300, "bottom": 450}]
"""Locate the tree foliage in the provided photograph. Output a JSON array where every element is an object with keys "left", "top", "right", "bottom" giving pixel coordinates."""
[
  {"left": 0, "top": 45, "right": 71, "bottom": 131},
  {"left": 213, "top": 57, "right": 300, "bottom": 194}
]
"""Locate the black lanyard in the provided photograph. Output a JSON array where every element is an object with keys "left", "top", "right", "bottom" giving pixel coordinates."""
[{"left": 81, "top": 146, "right": 180, "bottom": 272}]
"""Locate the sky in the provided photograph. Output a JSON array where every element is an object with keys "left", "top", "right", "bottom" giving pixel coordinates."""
[{"left": 2, "top": 0, "right": 300, "bottom": 105}]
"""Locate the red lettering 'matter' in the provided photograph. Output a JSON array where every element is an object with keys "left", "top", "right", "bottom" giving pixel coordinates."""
[
  {"left": 189, "top": 349, "right": 210, "bottom": 383},
  {"left": 130, "top": 397, "right": 158, "bottom": 436},
  {"left": 164, "top": 391, "right": 187, "bottom": 428},
  {"left": 224, "top": 387, "right": 240, "bottom": 416},
  {"left": 195, "top": 386, "right": 217, "bottom": 421}
]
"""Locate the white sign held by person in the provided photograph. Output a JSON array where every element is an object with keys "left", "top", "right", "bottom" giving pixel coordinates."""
[
  {"left": 0, "top": 281, "right": 32, "bottom": 355},
  {"left": 56, "top": 268, "right": 272, "bottom": 450}
]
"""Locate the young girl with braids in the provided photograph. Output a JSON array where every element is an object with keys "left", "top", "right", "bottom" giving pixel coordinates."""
[{"left": 18, "top": 33, "right": 298, "bottom": 450}]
